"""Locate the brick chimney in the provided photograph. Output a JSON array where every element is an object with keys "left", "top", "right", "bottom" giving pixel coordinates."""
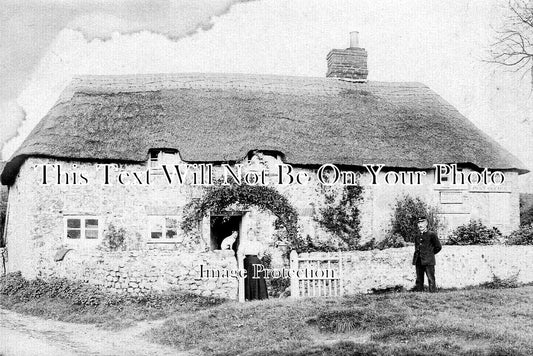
[{"left": 326, "top": 31, "right": 368, "bottom": 82}]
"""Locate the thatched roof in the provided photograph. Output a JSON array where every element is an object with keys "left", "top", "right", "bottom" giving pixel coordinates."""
[{"left": 0, "top": 73, "right": 527, "bottom": 185}]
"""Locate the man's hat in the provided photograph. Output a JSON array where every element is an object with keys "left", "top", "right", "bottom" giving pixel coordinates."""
[{"left": 417, "top": 216, "right": 427, "bottom": 222}]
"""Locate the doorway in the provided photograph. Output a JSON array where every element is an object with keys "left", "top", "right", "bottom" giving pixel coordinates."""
[
  {"left": 209, "top": 212, "right": 250, "bottom": 302},
  {"left": 210, "top": 214, "right": 242, "bottom": 253}
]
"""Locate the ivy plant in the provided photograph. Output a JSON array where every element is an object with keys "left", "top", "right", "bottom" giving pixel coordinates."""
[
  {"left": 315, "top": 184, "right": 364, "bottom": 250},
  {"left": 181, "top": 183, "right": 300, "bottom": 249}
]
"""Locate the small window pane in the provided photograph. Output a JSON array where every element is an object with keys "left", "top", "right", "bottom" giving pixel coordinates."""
[
  {"left": 85, "top": 219, "right": 99, "bottom": 229},
  {"left": 166, "top": 218, "right": 178, "bottom": 229},
  {"left": 67, "top": 229, "right": 81, "bottom": 239},
  {"left": 440, "top": 191, "right": 463, "bottom": 204},
  {"left": 85, "top": 229, "right": 99, "bottom": 239},
  {"left": 67, "top": 219, "right": 81, "bottom": 228},
  {"left": 150, "top": 216, "right": 164, "bottom": 239},
  {"left": 149, "top": 151, "right": 160, "bottom": 168},
  {"left": 150, "top": 218, "right": 163, "bottom": 231},
  {"left": 160, "top": 152, "right": 177, "bottom": 164},
  {"left": 166, "top": 229, "right": 177, "bottom": 239}
]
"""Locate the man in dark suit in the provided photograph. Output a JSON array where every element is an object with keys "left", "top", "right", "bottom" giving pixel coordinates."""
[{"left": 413, "top": 216, "right": 442, "bottom": 292}]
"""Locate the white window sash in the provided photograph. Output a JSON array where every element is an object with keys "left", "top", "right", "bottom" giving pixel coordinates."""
[
  {"left": 148, "top": 216, "right": 180, "bottom": 243},
  {"left": 64, "top": 216, "right": 102, "bottom": 243},
  {"left": 147, "top": 150, "right": 179, "bottom": 172}
]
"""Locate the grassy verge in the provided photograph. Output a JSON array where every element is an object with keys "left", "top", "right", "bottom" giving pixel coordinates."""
[
  {"left": 147, "top": 286, "right": 533, "bottom": 356},
  {"left": 0, "top": 272, "right": 224, "bottom": 329},
  {"left": 2, "top": 272, "right": 533, "bottom": 355}
]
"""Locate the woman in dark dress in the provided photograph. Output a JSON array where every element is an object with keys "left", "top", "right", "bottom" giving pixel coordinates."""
[
  {"left": 240, "top": 239, "right": 268, "bottom": 300},
  {"left": 243, "top": 254, "right": 268, "bottom": 300}
]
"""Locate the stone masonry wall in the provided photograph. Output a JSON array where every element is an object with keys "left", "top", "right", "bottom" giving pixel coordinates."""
[
  {"left": 39, "top": 249, "right": 238, "bottom": 299},
  {"left": 298, "top": 245, "right": 533, "bottom": 295}
]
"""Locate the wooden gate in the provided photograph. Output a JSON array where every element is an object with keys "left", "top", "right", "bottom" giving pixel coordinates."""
[{"left": 289, "top": 250, "right": 343, "bottom": 298}]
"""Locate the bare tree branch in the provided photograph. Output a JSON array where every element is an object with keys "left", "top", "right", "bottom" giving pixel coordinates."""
[{"left": 489, "top": 0, "right": 533, "bottom": 81}]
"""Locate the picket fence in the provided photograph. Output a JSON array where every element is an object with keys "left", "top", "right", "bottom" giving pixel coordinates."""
[{"left": 289, "top": 250, "right": 343, "bottom": 298}]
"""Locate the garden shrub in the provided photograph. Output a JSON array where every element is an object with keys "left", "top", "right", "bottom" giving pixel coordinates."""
[
  {"left": 295, "top": 234, "right": 347, "bottom": 253},
  {"left": 521, "top": 205, "right": 533, "bottom": 226},
  {"left": 519, "top": 193, "right": 533, "bottom": 226},
  {"left": 0, "top": 273, "right": 111, "bottom": 306},
  {"left": 347, "top": 233, "right": 407, "bottom": 251},
  {"left": 375, "top": 232, "right": 407, "bottom": 250},
  {"left": 353, "top": 238, "right": 378, "bottom": 251},
  {"left": 447, "top": 220, "right": 501, "bottom": 245},
  {"left": 506, "top": 224, "right": 533, "bottom": 245},
  {"left": 390, "top": 195, "right": 441, "bottom": 242},
  {"left": 479, "top": 273, "right": 520, "bottom": 289},
  {"left": 0, "top": 271, "right": 27, "bottom": 295},
  {"left": 101, "top": 223, "right": 126, "bottom": 251},
  {"left": 261, "top": 252, "right": 290, "bottom": 297}
]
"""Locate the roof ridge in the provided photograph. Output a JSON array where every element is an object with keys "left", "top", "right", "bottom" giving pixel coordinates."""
[
  {"left": 64, "top": 72, "right": 429, "bottom": 99},
  {"left": 71, "top": 72, "right": 426, "bottom": 85}
]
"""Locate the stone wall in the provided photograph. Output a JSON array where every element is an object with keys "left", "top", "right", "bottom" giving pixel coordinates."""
[
  {"left": 297, "top": 245, "right": 533, "bottom": 295},
  {"left": 39, "top": 248, "right": 238, "bottom": 299}
]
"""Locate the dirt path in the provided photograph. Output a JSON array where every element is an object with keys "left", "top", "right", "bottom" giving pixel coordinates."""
[{"left": 0, "top": 309, "right": 194, "bottom": 356}]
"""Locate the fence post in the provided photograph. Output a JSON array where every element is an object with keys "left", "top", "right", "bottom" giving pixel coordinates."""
[
  {"left": 338, "top": 253, "right": 343, "bottom": 296},
  {"left": 290, "top": 250, "right": 299, "bottom": 299}
]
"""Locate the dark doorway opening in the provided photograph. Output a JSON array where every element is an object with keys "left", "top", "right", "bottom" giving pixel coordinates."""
[{"left": 210, "top": 215, "right": 241, "bottom": 253}]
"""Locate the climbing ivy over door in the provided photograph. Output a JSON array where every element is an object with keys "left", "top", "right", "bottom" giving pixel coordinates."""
[{"left": 181, "top": 184, "right": 300, "bottom": 249}]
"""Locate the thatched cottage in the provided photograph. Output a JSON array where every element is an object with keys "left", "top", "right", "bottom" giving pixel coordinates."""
[{"left": 0, "top": 36, "right": 527, "bottom": 299}]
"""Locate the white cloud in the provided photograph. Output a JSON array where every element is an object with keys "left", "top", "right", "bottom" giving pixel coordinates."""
[{"left": 0, "top": 0, "right": 255, "bottom": 156}]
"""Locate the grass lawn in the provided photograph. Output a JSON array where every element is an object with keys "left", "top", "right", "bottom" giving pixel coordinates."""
[
  {"left": 2, "top": 273, "right": 532, "bottom": 355},
  {"left": 147, "top": 286, "right": 533, "bottom": 356}
]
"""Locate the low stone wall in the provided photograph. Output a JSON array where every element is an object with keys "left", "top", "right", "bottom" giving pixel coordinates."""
[
  {"left": 13, "top": 245, "right": 533, "bottom": 300},
  {"left": 299, "top": 245, "right": 533, "bottom": 294},
  {"left": 37, "top": 248, "right": 239, "bottom": 299}
]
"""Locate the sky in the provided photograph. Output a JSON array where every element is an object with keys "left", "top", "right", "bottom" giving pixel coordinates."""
[{"left": 0, "top": 0, "right": 532, "bottom": 190}]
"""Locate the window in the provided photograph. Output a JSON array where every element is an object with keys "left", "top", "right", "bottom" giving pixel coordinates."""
[
  {"left": 149, "top": 216, "right": 181, "bottom": 242},
  {"left": 246, "top": 151, "right": 283, "bottom": 182},
  {"left": 148, "top": 149, "right": 179, "bottom": 171},
  {"left": 149, "top": 150, "right": 160, "bottom": 169},
  {"left": 64, "top": 217, "right": 101, "bottom": 241},
  {"left": 440, "top": 191, "right": 463, "bottom": 204}
]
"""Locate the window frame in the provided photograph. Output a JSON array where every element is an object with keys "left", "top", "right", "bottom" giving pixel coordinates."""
[
  {"left": 147, "top": 215, "right": 181, "bottom": 243},
  {"left": 439, "top": 191, "right": 464, "bottom": 204},
  {"left": 147, "top": 149, "right": 179, "bottom": 173},
  {"left": 63, "top": 216, "right": 102, "bottom": 244}
]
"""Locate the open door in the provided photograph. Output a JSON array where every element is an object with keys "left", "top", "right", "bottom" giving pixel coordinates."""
[
  {"left": 237, "top": 213, "right": 248, "bottom": 302},
  {"left": 210, "top": 215, "right": 241, "bottom": 253},
  {"left": 209, "top": 212, "right": 247, "bottom": 302}
]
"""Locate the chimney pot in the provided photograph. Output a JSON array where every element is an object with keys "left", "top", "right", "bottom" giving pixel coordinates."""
[{"left": 349, "top": 31, "right": 359, "bottom": 48}]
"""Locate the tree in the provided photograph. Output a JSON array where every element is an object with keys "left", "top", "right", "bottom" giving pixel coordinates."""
[{"left": 489, "top": 1, "right": 533, "bottom": 81}]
